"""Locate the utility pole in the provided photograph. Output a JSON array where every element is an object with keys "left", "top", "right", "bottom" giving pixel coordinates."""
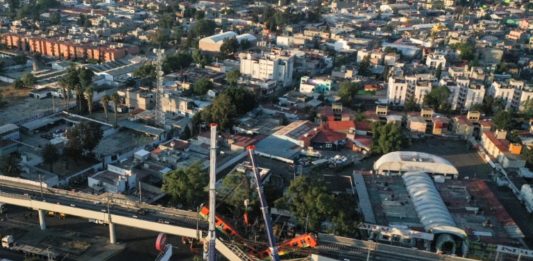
[
  {"left": 39, "top": 174, "right": 44, "bottom": 199},
  {"left": 138, "top": 181, "right": 142, "bottom": 203},
  {"left": 206, "top": 123, "right": 217, "bottom": 261}
]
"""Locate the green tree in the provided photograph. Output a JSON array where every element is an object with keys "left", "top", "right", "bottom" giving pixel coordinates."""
[
  {"left": 223, "top": 87, "right": 256, "bottom": 115},
  {"left": 358, "top": 55, "right": 371, "bottom": 76},
  {"left": 493, "top": 110, "right": 512, "bottom": 131},
  {"left": 101, "top": 95, "right": 110, "bottom": 122},
  {"left": 192, "top": 49, "right": 210, "bottom": 67},
  {"left": 451, "top": 42, "right": 475, "bottom": 61},
  {"left": 338, "top": 81, "right": 358, "bottom": 106},
  {"left": 275, "top": 175, "right": 336, "bottom": 231},
  {"left": 209, "top": 93, "right": 236, "bottom": 129},
  {"left": 220, "top": 37, "right": 239, "bottom": 58},
  {"left": 41, "top": 144, "right": 59, "bottom": 172},
  {"left": 225, "top": 70, "right": 240, "bottom": 87},
  {"left": 424, "top": 86, "right": 451, "bottom": 113},
  {"left": 65, "top": 121, "right": 103, "bottom": 159},
  {"left": 162, "top": 162, "right": 208, "bottom": 208},
  {"left": 435, "top": 64, "right": 442, "bottom": 80},
  {"left": 14, "top": 79, "right": 24, "bottom": 89},
  {"left": 111, "top": 92, "right": 120, "bottom": 127},
  {"left": 49, "top": 12, "right": 60, "bottom": 25},
  {"left": 192, "top": 19, "right": 216, "bottom": 37},
  {"left": 163, "top": 53, "right": 192, "bottom": 73},
  {"left": 21, "top": 73, "right": 36, "bottom": 88},
  {"left": 84, "top": 87, "right": 94, "bottom": 115},
  {"left": 192, "top": 78, "right": 213, "bottom": 95},
  {"left": 404, "top": 97, "right": 418, "bottom": 112},
  {"left": 151, "top": 28, "right": 170, "bottom": 47},
  {"left": 133, "top": 64, "right": 156, "bottom": 78},
  {"left": 0, "top": 152, "right": 21, "bottom": 177},
  {"left": 372, "top": 122, "right": 406, "bottom": 154},
  {"left": 218, "top": 170, "right": 257, "bottom": 215}
]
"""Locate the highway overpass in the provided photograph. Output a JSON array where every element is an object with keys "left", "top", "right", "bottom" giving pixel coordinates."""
[
  {"left": 0, "top": 179, "right": 479, "bottom": 261},
  {"left": 0, "top": 180, "right": 253, "bottom": 261}
]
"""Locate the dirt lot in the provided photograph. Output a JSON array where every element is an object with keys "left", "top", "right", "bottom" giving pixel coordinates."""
[{"left": 0, "top": 85, "right": 72, "bottom": 125}]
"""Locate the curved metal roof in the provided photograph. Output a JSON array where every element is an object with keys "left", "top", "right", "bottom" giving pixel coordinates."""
[
  {"left": 374, "top": 151, "right": 459, "bottom": 176},
  {"left": 402, "top": 172, "right": 466, "bottom": 238}
]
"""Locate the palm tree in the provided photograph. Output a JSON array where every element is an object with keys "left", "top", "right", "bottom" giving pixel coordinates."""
[
  {"left": 111, "top": 92, "right": 120, "bottom": 127},
  {"left": 84, "top": 87, "right": 94, "bottom": 115},
  {"left": 59, "top": 78, "right": 70, "bottom": 111},
  {"left": 75, "top": 84, "right": 84, "bottom": 112},
  {"left": 101, "top": 95, "right": 110, "bottom": 122}
]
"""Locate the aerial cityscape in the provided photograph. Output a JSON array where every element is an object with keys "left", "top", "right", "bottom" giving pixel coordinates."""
[{"left": 0, "top": 0, "right": 532, "bottom": 260}]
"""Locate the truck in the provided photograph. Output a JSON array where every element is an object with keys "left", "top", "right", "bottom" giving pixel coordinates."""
[{"left": 1, "top": 235, "right": 14, "bottom": 249}]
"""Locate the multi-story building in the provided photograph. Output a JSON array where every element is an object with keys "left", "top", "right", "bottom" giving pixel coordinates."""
[
  {"left": 489, "top": 79, "right": 533, "bottom": 111},
  {"left": 299, "top": 76, "right": 332, "bottom": 95},
  {"left": 239, "top": 51, "right": 294, "bottom": 87},
  {"left": 425, "top": 53, "right": 446, "bottom": 69},
  {"left": 446, "top": 78, "right": 485, "bottom": 111},
  {"left": 0, "top": 34, "right": 138, "bottom": 62},
  {"left": 199, "top": 31, "right": 257, "bottom": 53},
  {"left": 387, "top": 77, "right": 408, "bottom": 105},
  {"left": 387, "top": 74, "right": 435, "bottom": 106}
]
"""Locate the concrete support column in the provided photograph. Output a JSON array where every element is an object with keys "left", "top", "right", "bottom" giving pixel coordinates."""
[
  {"left": 109, "top": 222, "right": 116, "bottom": 244},
  {"left": 37, "top": 209, "right": 46, "bottom": 230}
]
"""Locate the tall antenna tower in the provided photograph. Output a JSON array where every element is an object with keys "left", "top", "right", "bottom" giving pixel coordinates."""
[
  {"left": 207, "top": 123, "right": 218, "bottom": 261},
  {"left": 155, "top": 49, "right": 166, "bottom": 127}
]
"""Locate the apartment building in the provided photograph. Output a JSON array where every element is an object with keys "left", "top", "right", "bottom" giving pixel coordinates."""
[
  {"left": 387, "top": 74, "right": 435, "bottom": 106},
  {"left": 387, "top": 77, "right": 408, "bottom": 105},
  {"left": 489, "top": 79, "right": 533, "bottom": 111},
  {"left": 239, "top": 51, "right": 294, "bottom": 87},
  {"left": 425, "top": 53, "right": 446, "bottom": 69},
  {"left": 1, "top": 34, "right": 137, "bottom": 62},
  {"left": 446, "top": 78, "right": 485, "bottom": 111}
]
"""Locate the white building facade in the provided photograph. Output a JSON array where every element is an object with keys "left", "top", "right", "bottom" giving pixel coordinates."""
[{"left": 239, "top": 51, "right": 295, "bottom": 87}]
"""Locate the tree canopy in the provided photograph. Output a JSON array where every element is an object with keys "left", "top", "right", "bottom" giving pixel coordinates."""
[
  {"left": 225, "top": 70, "right": 240, "bottom": 87},
  {"left": 65, "top": 121, "right": 103, "bottom": 159},
  {"left": 193, "top": 87, "right": 256, "bottom": 130},
  {"left": 192, "top": 78, "right": 214, "bottom": 96},
  {"left": 0, "top": 152, "right": 21, "bottom": 177},
  {"left": 492, "top": 110, "right": 512, "bottom": 131},
  {"left": 220, "top": 37, "right": 240, "bottom": 58},
  {"left": 424, "top": 86, "right": 451, "bottom": 113},
  {"left": 163, "top": 53, "right": 192, "bottom": 73},
  {"left": 218, "top": 170, "right": 257, "bottom": 214},
  {"left": 41, "top": 144, "right": 59, "bottom": 172},
  {"left": 338, "top": 81, "right": 358, "bottom": 106},
  {"left": 192, "top": 19, "right": 216, "bottom": 37},
  {"left": 162, "top": 162, "right": 208, "bottom": 208},
  {"left": 358, "top": 55, "right": 371, "bottom": 76},
  {"left": 275, "top": 175, "right": 360, "bottom": 235},
  {"left": 372, "top": 122, "right": 407, "bottom": 154}
]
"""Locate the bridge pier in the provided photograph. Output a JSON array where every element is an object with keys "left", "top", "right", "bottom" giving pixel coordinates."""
[
  {"left": 109, "top": 222, "right": 116, "bottom": 244},
  {"left": 37, "top": 209, "right": 46, "bottom": 230}
]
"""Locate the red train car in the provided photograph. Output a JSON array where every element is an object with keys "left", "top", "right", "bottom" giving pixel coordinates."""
[
  {"left": 199, "top": 206, "right": 240, "bottom": 237},
  {"left": 257, "top": 233, "right": 318, "bottom": 259}
]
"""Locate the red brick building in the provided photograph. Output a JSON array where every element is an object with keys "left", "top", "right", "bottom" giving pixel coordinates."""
[{"left": 1, "top": 33, "right": 138, "bottom": 62}]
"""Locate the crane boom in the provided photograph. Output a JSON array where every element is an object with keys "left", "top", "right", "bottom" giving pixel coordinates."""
[{"left": 246, "top": 146, "right": 280, "bottom": 261}]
